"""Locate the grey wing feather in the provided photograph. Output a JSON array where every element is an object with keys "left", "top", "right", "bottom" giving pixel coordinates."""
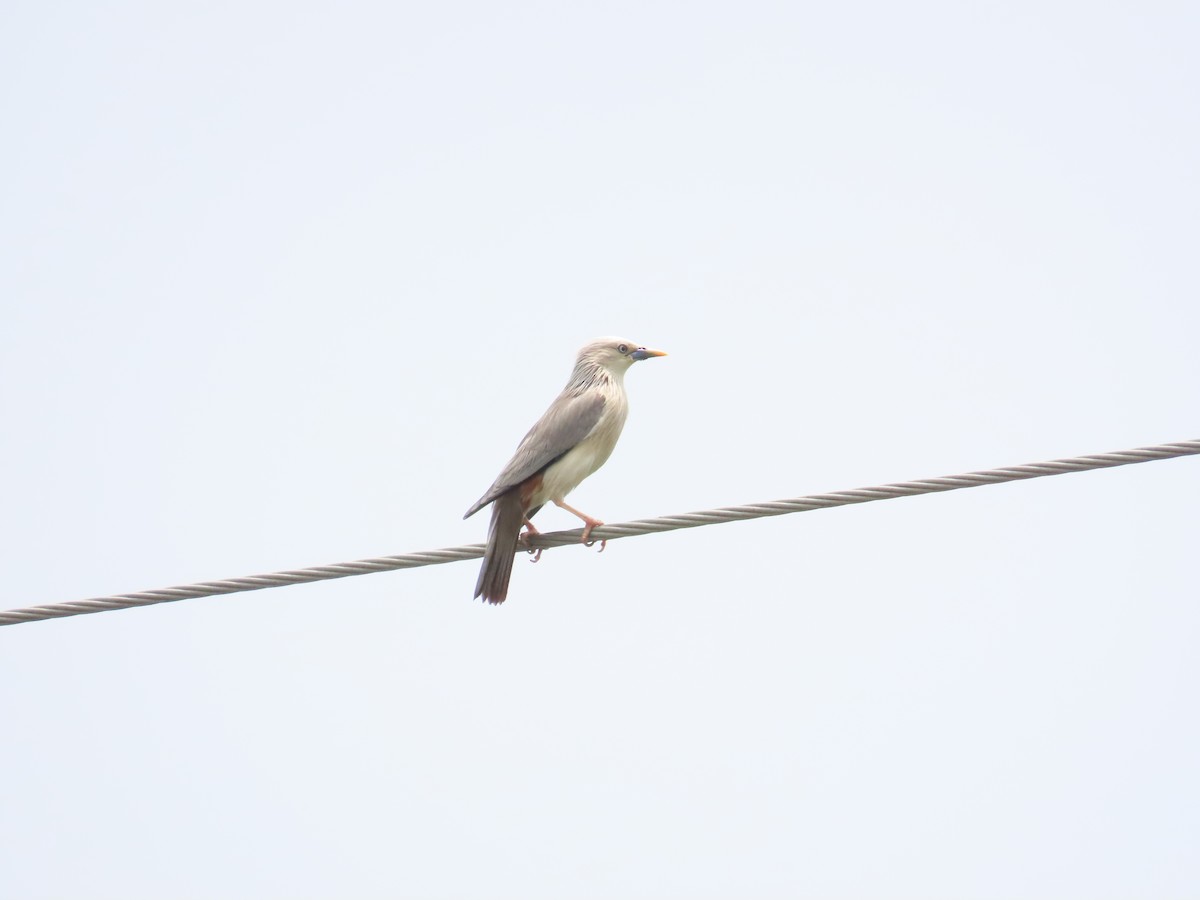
[{"left": 463, "top": 390, "right": 606, "bottom": 518}]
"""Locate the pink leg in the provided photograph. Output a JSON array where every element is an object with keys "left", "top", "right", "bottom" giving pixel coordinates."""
[
  {"left": 519, "top": 518, "right": 542, "bottom": 562},
  {"left": 552, "top": 499, "right": 607, "bottom": 551}
]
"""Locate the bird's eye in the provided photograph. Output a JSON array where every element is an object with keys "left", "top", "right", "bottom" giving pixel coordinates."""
[{"left": 618, "top": 343, "right": 629, "bottom": 354}]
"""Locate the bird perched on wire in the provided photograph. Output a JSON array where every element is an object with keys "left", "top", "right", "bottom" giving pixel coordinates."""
[{"left": 464, "top": 337, "right": 668, "bottom": 604}]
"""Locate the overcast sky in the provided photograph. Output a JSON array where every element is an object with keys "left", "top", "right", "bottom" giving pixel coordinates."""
[{"left": 3, "top": 2, "right": 1199, "bottom": 898}]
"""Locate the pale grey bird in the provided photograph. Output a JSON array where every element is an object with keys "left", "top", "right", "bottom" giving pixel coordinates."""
[{"left": 464, "top": 337, "right": 667, "bottom": 604}]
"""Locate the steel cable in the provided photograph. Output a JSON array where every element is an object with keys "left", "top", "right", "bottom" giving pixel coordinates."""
[{"left": 2, "top": 439, "right": 1196, "bottom": 627}]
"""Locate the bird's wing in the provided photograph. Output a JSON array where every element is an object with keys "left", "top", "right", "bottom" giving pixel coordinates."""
[{"left": 464, "top": 390, "right": 606, "bottom": 518}]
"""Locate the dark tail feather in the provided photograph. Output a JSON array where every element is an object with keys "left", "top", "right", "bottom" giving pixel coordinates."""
[{"left": 474, "top": 491, "right": 524, "bottom": 604}]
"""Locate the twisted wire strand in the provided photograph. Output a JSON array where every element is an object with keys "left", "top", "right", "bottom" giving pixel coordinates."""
[{"left": 2, "top": 439, "right": 1197, "bottom": 627}]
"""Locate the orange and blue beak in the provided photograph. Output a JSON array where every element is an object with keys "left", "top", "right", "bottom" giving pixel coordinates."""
[{"left": 631, "top": 347, "right": 667, "bottom": 361}]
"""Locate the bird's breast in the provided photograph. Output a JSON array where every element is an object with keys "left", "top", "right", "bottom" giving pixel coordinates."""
[{"left": 535, "top": 393, "right": 628, "bottom": 504}]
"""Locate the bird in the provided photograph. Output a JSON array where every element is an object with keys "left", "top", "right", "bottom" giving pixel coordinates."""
[{"left": 464, "top": 336, "right": 667, "bottom": 604}]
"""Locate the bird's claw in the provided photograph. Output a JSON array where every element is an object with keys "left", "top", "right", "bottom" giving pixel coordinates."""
[
  {"left": 518, "top": 528, "right": 542, "bottom": 563},
  {"left": 584, "top": 539, "right": 607, "bottom": 553}
]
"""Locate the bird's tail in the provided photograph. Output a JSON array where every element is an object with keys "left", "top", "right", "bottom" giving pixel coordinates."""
[{"left": 474, "top": 491, "right": 524, "bottom": 604}]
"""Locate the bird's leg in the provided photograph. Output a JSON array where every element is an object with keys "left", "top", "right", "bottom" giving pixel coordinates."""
[
  {"left": 519, "top": 518, "right": 542, "bottom": 562},
  {"left": 552, "top": 499, "right": 607, "bottom": 552}
]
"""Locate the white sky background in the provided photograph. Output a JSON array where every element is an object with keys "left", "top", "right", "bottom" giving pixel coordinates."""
[{"left": 2, "top": 1, "right": 1198, "bottom": 897}]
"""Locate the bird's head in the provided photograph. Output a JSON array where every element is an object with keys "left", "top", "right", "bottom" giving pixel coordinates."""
[{"left": 576, "top": 337, "right": 668, "bottom": 374}]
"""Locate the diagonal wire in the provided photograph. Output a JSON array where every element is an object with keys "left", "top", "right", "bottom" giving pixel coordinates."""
[{"left": 2, "top": 439, "right": 1197, "bottom": 628}]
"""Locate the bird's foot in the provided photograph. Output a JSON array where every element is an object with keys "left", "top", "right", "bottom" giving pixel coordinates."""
[
  {"left": 552, "top": 500, "right": 607, "bottom": 552},
  {"left": 519, "top": 521, "right": 542, "bottom": 563},
  {"left": 581, "top": 518, "right": 606, "bottom": 552}
]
